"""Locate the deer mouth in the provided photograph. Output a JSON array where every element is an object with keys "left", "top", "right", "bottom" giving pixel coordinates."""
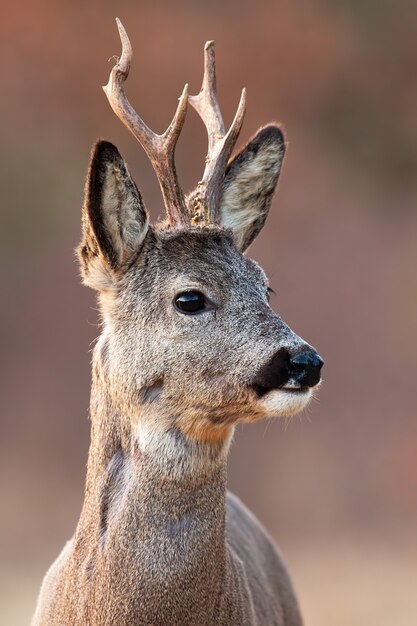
[
  {"left": 281, "top": 386, "right": 310, "bottom": 394},
  {"left": 252, "top": 384, "right": 310, "bottom": 398}
]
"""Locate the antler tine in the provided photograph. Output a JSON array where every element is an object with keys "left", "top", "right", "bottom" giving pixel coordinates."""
[
  {"left": 189, "top": 41, "right": 225, "bottom": 147},
  {"left": 103, "top": 18, "right": 189, "bottom": 228},
  {"left": 189, "top": 41, "right": 247, "bottom": 224}
]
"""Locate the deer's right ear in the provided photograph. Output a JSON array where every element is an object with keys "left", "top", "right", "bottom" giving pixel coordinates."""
[{"left": 78, "top": 140, "right": 149, "bottom": 291}]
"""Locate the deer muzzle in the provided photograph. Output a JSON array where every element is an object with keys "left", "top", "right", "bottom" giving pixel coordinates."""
[{"left": 251, "top": 346, "right": 324, "bottom": 397}]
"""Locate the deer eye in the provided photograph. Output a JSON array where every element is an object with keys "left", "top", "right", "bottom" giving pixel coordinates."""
[{"left": 174, "top": 291, "right": 207, "bottom": 314}]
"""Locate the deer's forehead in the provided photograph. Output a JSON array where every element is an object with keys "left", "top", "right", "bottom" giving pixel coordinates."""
[{"left": 142, "top": 229, "right": 266, "bottom": 287}]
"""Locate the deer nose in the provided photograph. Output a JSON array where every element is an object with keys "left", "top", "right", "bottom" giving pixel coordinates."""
[
  {"left": 251, "top": 346, "right": 323, "bottom": 396},
  {"left": 287, "top": 348, "right": 324, "bottom": 388}
]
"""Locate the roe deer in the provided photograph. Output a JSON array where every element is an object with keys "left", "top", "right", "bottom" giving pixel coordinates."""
[{"left": 32, "top": 19, "right": 323, "bottom": 626}]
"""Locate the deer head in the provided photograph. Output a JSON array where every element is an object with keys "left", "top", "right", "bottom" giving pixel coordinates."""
[{"left": 78, "top": 20, "right": 323, "bottom": 450}]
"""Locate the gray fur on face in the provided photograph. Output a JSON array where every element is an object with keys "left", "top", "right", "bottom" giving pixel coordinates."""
[
  {"left": 103, "top": 227, "right": 306, "bottom": 440},
  {"left": 78, "top": 131, "right": 306, "bottom": 443}
]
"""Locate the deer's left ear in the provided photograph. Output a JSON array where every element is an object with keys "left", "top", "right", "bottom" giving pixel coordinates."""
[
  {"left": 78, "top": 140, "right": 149, "bottom": 291},
  {"left": 219, "top": 124, "right": 286, "bottom": 252}
]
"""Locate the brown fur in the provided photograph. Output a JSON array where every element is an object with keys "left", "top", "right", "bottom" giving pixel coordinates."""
[{"left": 32, "top": 129, "right": 315, "bottom": 625}]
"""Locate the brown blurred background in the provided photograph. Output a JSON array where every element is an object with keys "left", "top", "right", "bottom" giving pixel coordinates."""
[{"left": 1, "top": 1, "right": 417, "bottom": 624}]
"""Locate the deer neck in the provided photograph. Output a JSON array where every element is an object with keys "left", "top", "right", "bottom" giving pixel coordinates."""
[
  {"left": 83, "top": 395, "right": 231, "bottom": 514},
  {"left": 73, "top": 352, "right": 233, "bottom": 621},
  {"left": 81, "top": 374, "right": 232, "bottom": 517},
  {"left": 82, "top": 332, "right": 233, "bottom": 497}
]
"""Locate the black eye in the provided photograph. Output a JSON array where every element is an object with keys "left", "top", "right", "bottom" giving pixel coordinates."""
[{"left": 174, "top": 291, "right": 207, "bottom": 314}]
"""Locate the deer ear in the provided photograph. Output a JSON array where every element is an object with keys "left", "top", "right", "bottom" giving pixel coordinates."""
[
  {"left": 219, "top": 125, "right": 286, "bottom": 252},
  {"left": 78, "top": 140, "right": 149, "bottom": 291}
]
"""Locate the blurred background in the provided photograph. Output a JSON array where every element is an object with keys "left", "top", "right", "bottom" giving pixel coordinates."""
[{"left": 1, "top": 1, "right": 416, "bottom": 624}]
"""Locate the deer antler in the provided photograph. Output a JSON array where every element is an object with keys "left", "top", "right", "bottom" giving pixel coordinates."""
[
  {"left": 189, "top": 41, "right": 247, "bottom": 225},
  {"left": 103, "top": 18, "right": 189, "bottom": 228}
]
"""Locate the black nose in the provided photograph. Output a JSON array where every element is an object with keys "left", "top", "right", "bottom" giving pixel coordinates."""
[
  {"left": 288, "top": 349, "right": 324, "bottom": 388},
  {"left": 251, "top": 346, "right": 323, "bottom": 396}
]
